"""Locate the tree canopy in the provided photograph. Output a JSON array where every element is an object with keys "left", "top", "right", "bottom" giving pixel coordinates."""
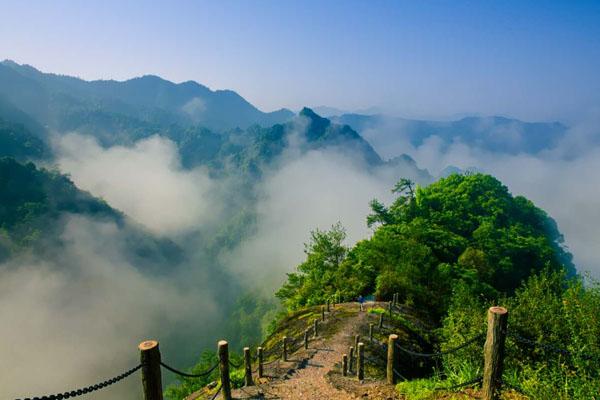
[{"left": 277, "top": 173, "right": 574, "bottom": 318}]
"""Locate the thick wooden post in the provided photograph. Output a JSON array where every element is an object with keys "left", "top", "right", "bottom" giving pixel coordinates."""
[
  {"left": 327, "top": 300, "right": 330, "bottom": 312},
  {"left": 357, "top": 342, "right": 364, "bottom": 381},
  {"left": 342, "top": 353, "right": 348, "bottom": 376},
  {"left": 304, "top": 329, "right": 309, "bottom": 349},
  {"left": 387, "top": 334, "right": 398, "bottom": 384},
  {"left": 243, "top": 347, "right": 253, "bottom": 386},
  {"left": 349, "top": 346, "right": 355, "bottom": 373},
  {"left": 355, "top": 335, "right": 360, "bottom": 351},
  {"left": 369, "top": 323, "right": 374, "bottom": 342},
  {"left": 282, "top": 336, "right": 288, "bottom": 361},
  {"left": 257, "top": 347, "right": 264, "bottom": 379},
  {"left": 482, "top": 307, "right": 508, "bottom": 400},
  {"left": 322, "top": 306, "right": 326, "bottom": 321},
  {"left": 139, "top": 340, "right": 163, "bottom": 400},
  {"left": 388, "top": 301, "right": 393, "bottom": 318},
  {"left": 379, "top": 313, "right": 383, "bottom": 329},
  {"left": 314, "top": 319, "right": 319, "bottom": 338},
  {"left": 218, "top": 340, "right": 232, "bottom": 400}
]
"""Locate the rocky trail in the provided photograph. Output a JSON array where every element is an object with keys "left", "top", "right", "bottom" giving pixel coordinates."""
[{"left": 190, "top": 302, "right": 401, "bottom": 400}]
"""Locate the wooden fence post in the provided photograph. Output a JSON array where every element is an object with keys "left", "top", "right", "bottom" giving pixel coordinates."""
[
  {"left": 387, "top": 334, "right": 398, "bottom": 384},
  {"left": 482, "top": 307, "right": 508, "bottom": 400},
  {"left": 322, "top": 306, "right": 326, "bottom": 321},
  {"left": 304, "top": 329, "right": 309, "bottom": 349},
  {"left": 327, "top": 300, "right": 330, "bottom": 312},
  {"left": 369, "top": 323, "right": 374, "bottom": 342},
  {"left": 379, "top": 313, "right": 383, "bottom": 329},
  {"left": 314, "top": 319, "right": 319, "bottom": 338},
  {"left": 139, "top": 340, "right": 163, "bottom": 400},
  {"left": 349, "top": 346, "right": 355, "bottom": 373},
  {"left": 243, "top": 347, "right": 253, "bottom": 386},
  {"left": 282, "top": 336, "right": 288, "bottom": 361},
  {"left": 388, "top": 301, "right": 393, "bottom": 318},
  {"left": 218, "top": 340, "right": 232, "bottom": 400},
  {"left": 342, "top": 353, "right": 348, "bottom": 376},
  {"left": 355, "top": 335, "right": 360, "bottom": 351},
  {"left": 257, "top": 347, "right": 264, "bottom": 379},
  {"left": 357, "top": 342, "right": 364, "bottom": 381}
]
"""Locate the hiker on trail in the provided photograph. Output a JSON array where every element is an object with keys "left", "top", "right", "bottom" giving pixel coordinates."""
[{"left": 357, "top": 295, "right": 364, "bottom": 304}]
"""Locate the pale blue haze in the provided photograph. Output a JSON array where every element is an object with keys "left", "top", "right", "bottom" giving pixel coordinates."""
[{"left": 1, "top": 0, "right": 599, "bottom": 120}]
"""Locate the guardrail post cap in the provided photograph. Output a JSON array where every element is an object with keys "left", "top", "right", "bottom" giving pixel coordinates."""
[
  {"left": 139, "top": 340, "right": 159, "bottom": 351},
  {"left": 389, "top": 334, "right": 398, "bottom": 340},
  {"left": 489, "top": 306, "right": 507, "bottom": 315}
]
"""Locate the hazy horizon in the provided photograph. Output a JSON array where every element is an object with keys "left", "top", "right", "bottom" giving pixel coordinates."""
[{"left": 2, "top": 1, "right": 599, "bottom": 122}]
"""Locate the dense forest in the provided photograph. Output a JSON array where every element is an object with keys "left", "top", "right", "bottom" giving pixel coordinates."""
[{"left": 166, "top": 173, "right": 599, "bottom": 399}]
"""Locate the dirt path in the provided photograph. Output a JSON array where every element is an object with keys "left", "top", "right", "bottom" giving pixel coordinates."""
[
  {"left": 224, "top": 302, "right": 398, "bottom": 400},
  {"left": 261, "top": 307, "right": 365, "bottom": 400}
]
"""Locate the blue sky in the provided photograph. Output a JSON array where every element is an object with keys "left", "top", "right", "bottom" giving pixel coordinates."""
[{"left": 1, "top": 0, "right": 599, "bottom": 121}]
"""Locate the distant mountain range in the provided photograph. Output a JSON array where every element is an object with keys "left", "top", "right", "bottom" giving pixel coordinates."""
[
  {"left": 0, "top": 60, "right": 574, "bottom": 292},
  {"left": 0, "top": 61, "right": 427, "bottom": 178},
  {"left": 0, "top": 60, "right": 294, "bottom": 136},
  {"left": 331, "top": 113, "right": 567, "bottom": 155}
]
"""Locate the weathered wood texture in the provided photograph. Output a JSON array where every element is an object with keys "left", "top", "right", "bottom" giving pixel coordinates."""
[
  {"left": 482, "top": 306, "right": 508, "bottom": 400},
  {"left": 139, "top": 340, "right": 163, "bottom": 400},
  {"left": 243, "top": 347, "right": 253, "bottom": 386},
  {"left": 218, "top": 340, "right": 232, "bottom": 400},
  {"left": 387, "top": 334, "right": 398, "bottom": 384}
]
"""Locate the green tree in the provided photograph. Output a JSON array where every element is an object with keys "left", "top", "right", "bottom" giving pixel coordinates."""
[{"left": 276, "top": 222, "right": 348, "bottom": 309}]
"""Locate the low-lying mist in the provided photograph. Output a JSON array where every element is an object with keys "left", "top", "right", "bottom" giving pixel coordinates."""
[
  {"left": 5, "top": 110, "right": 599, "bottom": 398},
  {"left": 0, "top": 216, "right": 219, "bottom": 399},
  {"left": 2, "top": 128, "right": 426, "bottom": 398}
]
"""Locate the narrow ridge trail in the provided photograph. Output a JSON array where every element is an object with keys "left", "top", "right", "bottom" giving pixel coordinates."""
[{"left": 222, "top": 303, "right": 398, "bottom": 400}]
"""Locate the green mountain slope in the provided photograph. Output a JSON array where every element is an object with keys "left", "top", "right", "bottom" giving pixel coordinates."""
[
  {"left": 0, "top": 118, "right": 49, "bottom": 160},
  {"left": 0, "top": 157, "right": 182, "bottom": 268}
]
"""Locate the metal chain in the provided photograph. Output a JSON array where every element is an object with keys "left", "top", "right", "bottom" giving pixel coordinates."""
[
  {"left": 209, "top": 384, "right": 222, "bottom": 400},
  {"left": 394, "top": 334, "right": 484, "bottom": 358},
  {"left": 14, "top": 364, "right": 142, "bottom": 400},
  {"left": 509, "top": 332, "right": 599, "bottom": 361},
  {"left": 160, "top": 361, "right": 219, "bottom": 378},
  {"left": 393, "top": 305, "right": 436, "bottom": 332},
  {"left": 228, "top": 360, "right": 242, "bottom": 369},
  {"left": 393, "top": 367, "right": 408, "bottom": 380}
]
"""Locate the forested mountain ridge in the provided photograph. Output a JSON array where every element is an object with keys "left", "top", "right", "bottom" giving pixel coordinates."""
[
  {"left": 0, "top": 157, "right": 182, "bottom": 268},
  {"left": 0, "top": 60, "right": 294, "bottom": 135},
  {"left": 0, "top": 118, "right": 49, "bottom": 160},
  {"left": 170, "top": 173, "right": 598, "bottom": 400},
  {"left": 0, "top": 61, "right": 428, "bottom": 182}
]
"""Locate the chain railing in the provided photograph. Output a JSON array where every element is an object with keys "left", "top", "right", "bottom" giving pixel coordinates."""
[
  {"left": 14, "top": 364, "right": 142, "bottom": 400},
  {"left": 394, "top": 333, "right": 485, "bottom": 358},
  {"left": 160, "top": 360, "right": 219, "bottom": 378},
  {"left": 19, "top": 298, "right": 591, "bottom": 400}
]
